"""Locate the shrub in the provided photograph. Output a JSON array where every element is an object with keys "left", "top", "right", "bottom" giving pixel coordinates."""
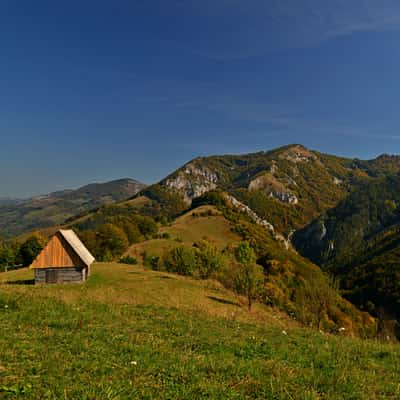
[
  {"left": 132, "top": 215, "right": 158, "bottom": 237},
  {"left": 195, "top": 241, "right": 225, "bottom": 279},
  {"left": 192, "top": 190, "right": 227, "bottom": 208},
  {"left": 119, "top": 255, "right": 138, "bottom": 265},
  {"left": 163, "top": 247, "right": 197, "bottom": 276},
  {"left": 235, "top": 241, "right": 256, "bottom": 266},
  {"left": 294, "top": 273, "right": 339, "bottom": 330},
  {"left": 143, "top": 254, "right": 161, "bottom": 270},
  {"left": 121, "top": 221, "right": 142, "bottom": 244}
]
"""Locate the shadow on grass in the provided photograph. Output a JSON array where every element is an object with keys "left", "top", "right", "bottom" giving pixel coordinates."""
[
  {"left": 5, "top": 279, "right": 35, "bottom": 285},
  {"left": 158, "top": 275, "right": 175, "bottom": 280},
  {"left": 207, "top": 296, "right": 241, "bottom": 307}
]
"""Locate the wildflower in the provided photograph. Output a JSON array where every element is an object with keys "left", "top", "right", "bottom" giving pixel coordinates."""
[{"left": 130, "top": 361, "right": 137, "bottom": 366}]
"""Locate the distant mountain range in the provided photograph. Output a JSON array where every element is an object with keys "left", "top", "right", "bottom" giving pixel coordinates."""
[
  {"left": 0, "top": 178, "right": 146, "bottom": 238},
  {"left": 0, "top": 197, "right": 23, "bottom": 207}
]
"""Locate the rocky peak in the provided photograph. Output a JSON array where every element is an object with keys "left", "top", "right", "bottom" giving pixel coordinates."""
[
  {"left": 163, "top": 162, "right": 219, "bottom": 203},
  {"left": 248, "top": 166, "right": 299, "bottom": 205},
  {"left": 278, "top": 145, "right": 317, "bottom": 163}
]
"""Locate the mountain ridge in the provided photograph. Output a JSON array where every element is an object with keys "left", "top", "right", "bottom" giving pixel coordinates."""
[
  {"left": 0, "top": 178, "right": 146, "bottom": 238},
  {"left": 139, "top": 144, "right": 400, "bottom": 237}
]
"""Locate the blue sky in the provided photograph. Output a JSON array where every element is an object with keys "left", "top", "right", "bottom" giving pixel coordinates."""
[{"left": 2, "top": 0, "right": 400, "bottom": 196}]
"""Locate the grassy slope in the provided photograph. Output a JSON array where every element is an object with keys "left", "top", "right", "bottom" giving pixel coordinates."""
[
  {"left": 0, "top": 264, "right": 399, "bottom": 399},
  {"left": 125, "top": 204, "right": 374, "bottom": 336},
  {"left": 125, "top": 206, "right": 240, "bottom": 260}
]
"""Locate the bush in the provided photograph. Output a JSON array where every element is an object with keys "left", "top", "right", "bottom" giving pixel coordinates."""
[
  {"left": 192, "top": 190, "right": 227, "bottom": 208},
  {"left": 143, "top": 254, "right": 161, "bottom": 270},
  {"left": 133, "top": 215, "right": 158, "bottom": 237},
  {"left": 163, "top": 247, "right": 197, "bottom": 276},
  {"left": 121, "top": 221, "right": 143, "bottom": 244},
  {"left": 195, "top": 241, "right": 225, "bottom": 279},
  {"left": 294, "top": 273, "right": 339, "bottom": 330},
  {"left": 119, "top": 255, "right": 138, "bottom": 265}
]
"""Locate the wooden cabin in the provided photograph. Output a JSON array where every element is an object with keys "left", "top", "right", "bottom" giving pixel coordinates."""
[{"left": 30, "top": 229, "right": 95, "bottom": 284}]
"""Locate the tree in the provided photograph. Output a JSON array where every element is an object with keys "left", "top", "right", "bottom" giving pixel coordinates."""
[
  {"left": 0, "top": 241, "right": 19, "bottom": 271},
  {"left": 97, "top": 224, "right": 129, "bottom": 260},
  {"left": 163, "top": 246, "right": 197, "bottom": 276},
  {"left": 235, "top": 241, "right": 256, "bottom": 266},
  {"left": 120, "top": 221, "right": 142, "bottom": 244},
  {"left": 234, "top": 241, "right": 263, "bottom": 310},
  {"left": 19, "top": 234, "right": 45, "bottom": 266},
  {"left": 79, "top": 230, "right": 97, "bottom": 254},
  {"left": 192, "top": 190, "right": 227, "bottom": 208},
  {"left": 132, "top": 215, "right": 158, "bottom": 237},
  {"left": 195, "top": 241, "right": 225, "bottom": 279}
]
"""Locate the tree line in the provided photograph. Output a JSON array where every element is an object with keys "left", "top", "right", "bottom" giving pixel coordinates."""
[{"left": 0, "top": 234, "right": 45, "bottom": 271}]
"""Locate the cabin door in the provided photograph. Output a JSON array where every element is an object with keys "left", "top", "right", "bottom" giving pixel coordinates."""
[{"left": 45, "top": 270, "right": 58, "bottom": 284}]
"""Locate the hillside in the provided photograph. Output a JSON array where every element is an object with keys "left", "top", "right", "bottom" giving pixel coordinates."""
[
  {"left": 45, "top": 197, "right": 373, "bottom": 335},
  {"left": 138, "top": 145, "right": 400, "bottom": 236},
  {"left": 293, "top": 173, "right": 400, "bottom": 327},
  {"left": 121, "top": 203, "right": 373, "bottom": 336},
  {"left": 0, "top": 179, "right": 146, "bottom": 238},
  {"left": 125, "top": 206, "right": 241, "bottom": 260},
  {"left": 53, "top": 145, "right": 400, "bottom": 336},
  {"left": 0, "top": 264, "right": 398, "bottom": 399}
]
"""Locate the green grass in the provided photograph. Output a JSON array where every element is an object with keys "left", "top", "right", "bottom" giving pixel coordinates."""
[
  {"left": 161, "top": 206, "right": 240, "bottom": 246},
  {"left": 0, "top": 264, "right": 399, "bottom": 399},
  {"left": 126, "top": 206, "right": 240, "bottom": 260}
]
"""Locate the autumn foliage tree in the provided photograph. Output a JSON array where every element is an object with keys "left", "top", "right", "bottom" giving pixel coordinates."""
[{"left": 234, "top": 241, "right": 264, "bottom": 311}]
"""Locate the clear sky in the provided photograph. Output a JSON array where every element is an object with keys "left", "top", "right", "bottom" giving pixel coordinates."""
[{"left": 2, "top": 0, "right": 400, "bottom": 197}]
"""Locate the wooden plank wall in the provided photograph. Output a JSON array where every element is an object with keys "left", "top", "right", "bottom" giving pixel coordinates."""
[
  {"left": 35, "top": 267, "right": 85, "bottom": 284},
  {"left": 31, "top": 233, "right": 85, "bottom": 269}
]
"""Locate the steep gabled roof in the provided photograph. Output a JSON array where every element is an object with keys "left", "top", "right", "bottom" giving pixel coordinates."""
[
  {"left": 58, "top": 229, "right": 95, "bottom": 267},
  {"left": 29, "top": 229, "right": 95, "bottom": 269}
]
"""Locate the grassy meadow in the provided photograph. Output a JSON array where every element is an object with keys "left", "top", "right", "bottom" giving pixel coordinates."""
[
  {"left": 125, "top": 206, "right": 240, "bottom": 261},
  {"left": 0, "top": 263, "right": 399, "bottom": 399}
]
